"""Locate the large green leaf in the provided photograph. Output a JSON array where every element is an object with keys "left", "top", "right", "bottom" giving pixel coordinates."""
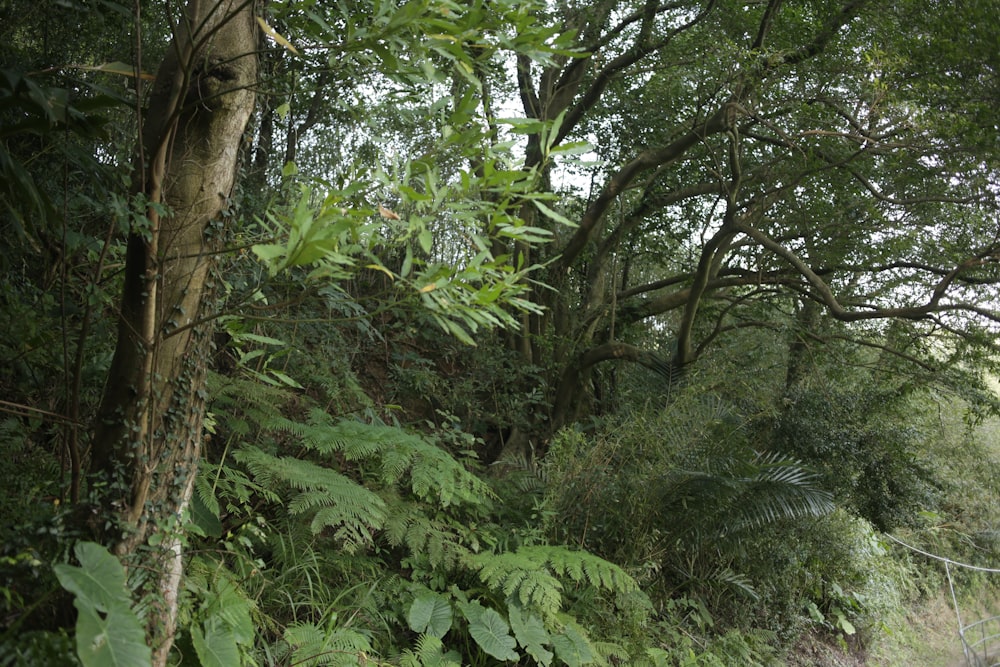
[
  {"left": 460, "top": 601, "right": 519, "bottom": 661},
  {"left": 73, "top": 601, "right": 150, "bottom": 667},
  {"left": 54, "top": 542, "right": 151, "bottom": 667},
  {"left": 202, "top": 575, "right": 255, "bottom": 646},
  {"left": 191, "top": 623, "right": 240, "bottom": 667},
  {"left": 54, "top": 542, "right": 132, "bottom": 611},
  {"left": 408, "top": 591, "right": 454, "bottom": 638},
  {"left": 508, "top": 604, "right": 553, "bottom": 666},
  {"left": 550, "top": 619, "right": 594, "bottom": 667}
]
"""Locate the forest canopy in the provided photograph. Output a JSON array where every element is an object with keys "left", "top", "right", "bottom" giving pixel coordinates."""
[{"left": 1, "top": 0, "right": 998, "bottom": 665}]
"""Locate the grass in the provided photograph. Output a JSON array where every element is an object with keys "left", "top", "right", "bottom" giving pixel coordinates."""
[{"left": 868, "top": 587, "right": 1000, "bottom": 667}]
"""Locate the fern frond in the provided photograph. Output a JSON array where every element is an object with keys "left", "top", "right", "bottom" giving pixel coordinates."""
[
  {"left": 707, "top": 566, "right": 759, "bottom": 600},
  {"left": 471, "top": 546, "right": 638, "bottom": 619},
  {"left": 269, "top": 416, "right": 495, "bottom": 510},
  {"left": 234, "top": 447, "right": 386, "bottom": 548},
  {"left": 542, "top": 546, "right": 638, "bottom": 593},
  {"left": 384, "top": 503, "right": 474, "bottom": 571},
  {"left": 593, "top": 640, "right": 630, "bottom": 665},
  {"left": 657, "top": 446, "right": 834, "bottom": 544},
  {"left": 403, "top": 634, "right": 462, "bottom": 667},
  {"left": 284, "top": 621, "right": 373, "bottom": 667},
  {"left": 514, "top": 569, "right": 564, "bottom": 612}
]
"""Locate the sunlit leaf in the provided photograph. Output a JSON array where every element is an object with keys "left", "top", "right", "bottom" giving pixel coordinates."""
[
  {"left": 257, "top": 17, "right": 299, "bottom": 55},
  {"left": 378, "top": 204, "right": 401, "bottom": 220},
  {"left": 73, "top": 62, "right": 155, "bottom": 80}
]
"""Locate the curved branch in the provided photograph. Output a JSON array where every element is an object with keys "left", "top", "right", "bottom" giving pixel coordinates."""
[
  {"left": 777, "top": 0, "right": 869, "bottom": 68},
  {"left": 618, "top": 273, "right": 805, "bottom": 323},
  {"left": 551, "top": 341, "right": 680, "bottom": 429},
  {"left": 557, "top": 103, "right": 741, "bottom": 270},
  {"left": 751, "top": 0, "right": 784, "bottom": 51},
  {"left": 736, "top": 220, "right": 1000, "bottom": 322},
  {"left": 556, "top": 0, "right": 719, "bottom": 143}
]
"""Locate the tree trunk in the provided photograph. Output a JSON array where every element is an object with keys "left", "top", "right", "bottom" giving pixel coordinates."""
[{"left": 91, "top": 1, "right": 256, "bottom": 662}]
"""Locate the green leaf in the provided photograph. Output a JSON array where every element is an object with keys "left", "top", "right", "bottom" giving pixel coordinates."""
[
  {"left": 551, "top": 619, "right": 593, "bottom": 667},
  {"left": 251, "top": 242, "right": 287, "bottom": 264},
  {"left": 54, "top": 542, "right": 151, "bottom": 667},
  {"left": 509, "top": 605, "right": 553, "bottom": 666},
  {"left": 530, "top": 199, "right": 577, "bottom": 227},
  {"left": 418, "top": 228, "right": 434, "bottom": 254},
  {"left": 268, "top": 369, "right": 304, "bottom": 389},
  {"left": 203, "top": 575, "right": 255, "bottom": 646},
  {"left": 461, "top": 602, "right": 519, "bottom": 661},
  {"left": 408, "top": 591, "right": 454, "bottom": 639},
  {"left": 496, "top": 117, "right": 547, "bottom": 134},
  {"left": 73, "top": 599, "right": 151, "bottom": 667},
  {"left": 236, "top": 332, "right": 286, "bottom": 346},
  {"left": 542, "top": 109, "right": 566, "bottom": 154},
  {"left": 548, "top": 140, "right": 592, "bottom": 157},
  {"left": 54, "top": 542, "right": 131, "bottom": 611},
  {"left": 805, "top": 601, "right": 824, "bottom": 624},
  {"left": 192, "top": 623, "right": 240, "bottom": 667},
  {"left": 190, "top": 490, "right": 223, "bottom": 538},
  {"left": 833, "top": 609, "right": 856, "bottom": 635}
]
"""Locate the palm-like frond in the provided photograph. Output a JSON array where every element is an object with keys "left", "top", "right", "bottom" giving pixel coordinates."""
[{"left": 658, "top": 448, "right": 834, "bottom": 544}]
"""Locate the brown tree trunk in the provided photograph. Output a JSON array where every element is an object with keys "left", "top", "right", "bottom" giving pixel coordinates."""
[{"left": 91, "top": 1, "right": 257, "bottom": 662}]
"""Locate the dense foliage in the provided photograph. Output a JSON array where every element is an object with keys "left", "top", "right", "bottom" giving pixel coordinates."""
[{"left": 1, "top": 0, "right": 999, "bottom": 665}]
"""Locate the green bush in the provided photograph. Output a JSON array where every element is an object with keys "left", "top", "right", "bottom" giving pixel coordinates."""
[
  {"left": 542, "top": 391, "right": 842, "bottom": 642},
  {"left": 770, "top": 385, "right": 939, "bottom": 531}
]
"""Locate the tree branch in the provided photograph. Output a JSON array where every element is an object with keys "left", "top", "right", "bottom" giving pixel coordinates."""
[
  {"left": 736, "top": 220, "right": 1000, "bottom": 322},
  {"left": 557, "top": 103, "right": 741, "bottom": 270}
]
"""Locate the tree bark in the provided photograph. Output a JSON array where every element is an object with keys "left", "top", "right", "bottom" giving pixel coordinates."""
[{"left": 91, "top": 0, "right": 256, "bottom": 662}]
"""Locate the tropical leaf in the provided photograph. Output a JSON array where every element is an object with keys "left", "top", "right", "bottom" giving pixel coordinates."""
[
  {"left": 550, "top": 618, "right": 594, "bottom": 667},
  {"left": 471, "top": 545, "right": 639, "bottom": 618},
  {"left": 54, "top": 542, "right": 151, "bottom": 667},
  {"left": 284, "top": 622, "right": 373, "bottom": 666},
  {"left": 191, "top": 623, "right": 240, "bottom": 667},
  {"left": 508, "top": 604, "right": 554, "bottom": 666},
  {"left": 459, "top": 601, "right": 519, "bottom": 661},
  {"left": 234, "top": 446, "right": 387, "bottom": 547},
  {"left": 400, "top": 634, "right": 463, "bottom": 667},
  {"left": 408, "top": 590, "right": 454, "bottom": 639}
]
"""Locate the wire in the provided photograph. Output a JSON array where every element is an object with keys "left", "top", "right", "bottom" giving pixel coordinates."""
[{"left": 885, "top": 533, "right": 1000, "bottom": 573}]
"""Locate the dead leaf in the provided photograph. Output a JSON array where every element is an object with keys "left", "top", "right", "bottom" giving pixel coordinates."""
[
  {"left": 74, "top": 62, "right": 156, "bottom": 80},
  {"left": 378, "top": 204, "right": 401, "bottom": 220},
  {"left": 257, "top": 17, "right": 300, "bottom": 55},
  {"left": 365, "top": 264, "right": 395, "bottom": 279}
]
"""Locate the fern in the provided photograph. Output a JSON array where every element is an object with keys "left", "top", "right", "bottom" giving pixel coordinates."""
[
  {"left": 399, "top": 634, "right": 462, "bottom": 667},
  {"left": 283, "top": 621, "right": 373, "bottom": 666},
  {"left": 592, "top": 640, "right": 630, "bottom": 666},
  {"left": 471, "top": 546, "right": 639, "bottom": 619},
  {"left": 251, "top": 410, "right": 495, "bottom": 510},
  {"left": 196, "top": 459, "right": 280, "bottom": 519},
  {"left": 316, "top": 418, "right": 495, "bottom": 509},
  {"left": 383, "top": 502, "right": 474, "bottom": 572},
  {"left": 660, "top": 448, "right": 834, "bottom": 543},
  {"left": 210, "top": 373, "right": 296, "bottom": 432},
  {"left": 234, "top": 446, "right": 386, "bottom": 548}
]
